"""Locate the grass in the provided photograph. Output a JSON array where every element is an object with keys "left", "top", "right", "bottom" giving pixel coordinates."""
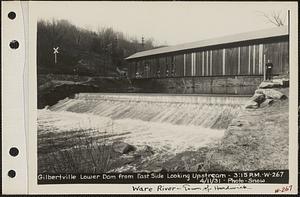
[
  {"left": 39, "top": 136, "right": 116, "bottom": 173},
  {"left": 38, "top": 120, "right": 120, "bottom": 174}
]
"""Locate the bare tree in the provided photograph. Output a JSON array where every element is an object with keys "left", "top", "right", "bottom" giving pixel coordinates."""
[{"left": 258, "top": 10, "right": 286, "bottom": 27}]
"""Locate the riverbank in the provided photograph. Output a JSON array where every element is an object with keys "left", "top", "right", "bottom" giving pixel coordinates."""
[
  {"left": 202, "top": 87, "right": 289, "bottom": 171},
  {"left": 37, "top": 74, "right": 135, "bottom": 108}
]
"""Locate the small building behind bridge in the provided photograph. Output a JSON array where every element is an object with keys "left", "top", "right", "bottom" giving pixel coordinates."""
[{"left": 125, "top": 26, "right": 289, "bottom": 95}]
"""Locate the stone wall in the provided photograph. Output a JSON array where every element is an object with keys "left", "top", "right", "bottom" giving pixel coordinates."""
[{"left": 131, "top": 76, "right": 264, "bottom": 95}]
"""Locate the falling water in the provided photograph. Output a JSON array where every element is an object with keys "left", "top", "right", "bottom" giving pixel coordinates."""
[
  {"left": 39, "top": 93, "right": 249, "bottom": 157},
  {"left": 50, "top": 93, "right": 248, "bottom": 129}
]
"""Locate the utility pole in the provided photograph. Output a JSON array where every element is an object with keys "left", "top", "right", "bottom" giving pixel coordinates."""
[
  {"left": 114, "top": 37, "right": 118, "bottom": 48},
  {"left": 104, "top": 45, "right": 108, "bottom": 76},
  {"left": 141, "top": 36, "right": 144, "bottom": 50}
]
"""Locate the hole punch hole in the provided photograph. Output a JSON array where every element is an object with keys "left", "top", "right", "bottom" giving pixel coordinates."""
[
  {"left": 9, "top": 40, "right": 19, "bottom": 49},
  {"left": 9, "top": 147, "right": 19, "bottom": 157},
  {"left": 8, "top": 170, "right": 16, "bottom": 178},
  {"left": 8, "top": 12, "right": 16, "bottom": 20}
]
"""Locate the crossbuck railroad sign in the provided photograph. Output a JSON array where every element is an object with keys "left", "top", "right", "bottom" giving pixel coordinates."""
[{"left": 53, "top": 47, "right": 59, "bottom": 64}]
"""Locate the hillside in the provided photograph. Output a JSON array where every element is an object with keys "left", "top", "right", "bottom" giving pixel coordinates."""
[{"left": 37, "top": 19, "right": 155, "bottom": 76}]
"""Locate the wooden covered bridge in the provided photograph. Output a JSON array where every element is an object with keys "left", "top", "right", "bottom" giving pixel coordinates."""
[{"left": 125, "top": 26, "right": 289, "bottom": 94}]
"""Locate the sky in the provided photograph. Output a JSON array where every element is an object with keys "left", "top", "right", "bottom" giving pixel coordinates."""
[{"left": 34, "top": 1, "right": 294, "bottom": 46}]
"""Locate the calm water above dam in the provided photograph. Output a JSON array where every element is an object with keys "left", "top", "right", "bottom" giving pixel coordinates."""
[{"left": 131, "top": 85, "right": 257, "bottom": 96}]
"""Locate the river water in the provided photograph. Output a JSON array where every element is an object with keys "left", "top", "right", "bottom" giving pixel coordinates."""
[{"left": 39, "top": 93, "right": 249, "bottom": 155}]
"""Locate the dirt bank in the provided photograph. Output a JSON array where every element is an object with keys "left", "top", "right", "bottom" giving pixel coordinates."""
[{"left": 202, "top": 87, "right": 289, "bottom": 171}]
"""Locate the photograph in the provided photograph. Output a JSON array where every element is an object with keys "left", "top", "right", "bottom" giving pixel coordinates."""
[{"left": 36, "top": 1, "right": 291, "bottom": 180}]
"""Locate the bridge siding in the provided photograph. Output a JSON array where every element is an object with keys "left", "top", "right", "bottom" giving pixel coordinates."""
[
  {"left": 212, "top": 49, "right": 223, "bottom": 76},
  {"left": 128, "top": 39, "right": 289, "bottom": 79}
]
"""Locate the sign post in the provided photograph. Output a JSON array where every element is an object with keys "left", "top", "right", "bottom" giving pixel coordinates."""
[{"left": 53, "top": 47, "right": 59, "bottom": 64}]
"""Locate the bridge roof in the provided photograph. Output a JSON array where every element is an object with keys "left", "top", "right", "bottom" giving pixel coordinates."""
[{"left": 126, "top": 26, "right": 288, "bottom": 60}]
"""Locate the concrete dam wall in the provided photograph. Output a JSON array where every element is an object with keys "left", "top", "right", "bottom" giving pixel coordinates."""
[
  {"left": 50, "top": 93, "right": 249, "bottom": 130},
  {"left": 39, "top": 93, "right": 250, "bottom": 172}
]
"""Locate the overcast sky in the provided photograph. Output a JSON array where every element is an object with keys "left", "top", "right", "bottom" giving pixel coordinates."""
[{"left": 35, "top": 1, "right": 294, "bottom": 46}]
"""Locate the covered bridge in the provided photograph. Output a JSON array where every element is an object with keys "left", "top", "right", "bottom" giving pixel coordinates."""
[{"left": 125, "top": 26, "right": 289, "bottom": 94}]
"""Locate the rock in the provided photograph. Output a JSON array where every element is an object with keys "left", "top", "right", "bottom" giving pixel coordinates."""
[
  {"left": 255, "top": 89, "right": 287, "bottom": 100},
  {"left": 112, "top": 141, "right": 136, "bottom": 154},
  {"left": 259, "top": 81, "right": 281, "bottom": 89},
  {"left": 151, "top": 167, "right": 168, "bottom": 172},
  {"left": 272, "top": 79, "right": 289, "bottom": 87},
  {"left": 189, "top": 162, "right": 205, "bottom": 172},
  {"left": 245, "top": 100, "right": 259, "bottom": 109},
  {"left": 140, "top": 145, "right": 154, "bottom": 155},
  {"left": 259, "top": 79, "right": 289, "bottom": 89},
  {"left": 133, "top": 145, "right": 154, "bottom": 157},
  {"left": 272, "top": 79, "right": 283, "bottom": 85},
  {"left": 250, "top": 93, "right": 265, "bottom": 104},
  {"left": 282, "top": 80, "right": 289, "bottom": 87},
  {"left": 120, "top": 155, "right": 136, "bottom": 165},
  {"left": 260, "top": 99, "right": 274, "bottom": 108},
  {"left": 173, "top": 165, "right": 186, "bottom": 171},
  {"left": 160, "top": 167, "right": 168, "bottom": 172},
  {"left": 112, "top": 155, "right": 136, "bottom": 166},
  {"left": 230, "top": 120, "right": 243, "bottom": 127}
]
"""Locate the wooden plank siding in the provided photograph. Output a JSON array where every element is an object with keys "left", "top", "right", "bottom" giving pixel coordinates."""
[
  {"left": 264, "top": 41, "right": 289, "bottom": 74},
  {"left": 165, "top": 56, "right": 171, "bottom": 77},
  {"left": 150, "top": 58, "right": 156, "bottom": 78},
  {"left": 212, "top": 49, "right": 223, "bottom": 75},
  {"left": 240, "top": 46, "right": 249, "bottom": 75},
  {"left": 156, "top": 58, "right": 161, "bottom": 77},
  {"left": 170, "top": 56, "right": 175, "bottom": 77},
  {"left": 141, "top": 60, "right": 146, "bottom": 77},
  {"left": 195, "top": 52, "right": 202, "bottom": 76},
  {"left": 282, "top": 41, "right": 289, "bottom": 74},
  {"left": 254, "top": 44, "right": 260, "bottom": 75},
  {"left": 205, "top": 51, "right": 209, "bottom": 76},
  {"left": 191, "top": 53, "right": 196, "bottom": 76},
  {"left": 210, "top": 50, "right": 213, "bottom": 76},
  {"left": 132, "top": 61, "right": 137, "bottom": 78},
  {"left": 185, "top": 53, "right": 192, "bottom": 76},
  {"left": 225, "top": 47, "right": 238, "bottom": 75},
  {"left": 258, "top": 44, "right": 263, "bottom": 74},
  {"left": 175, "top": 54, "right": 184, "bottom": 77},
  {"left": 128, "top": 60, "right": 133, "bottom": 78},
  {"left": 159, "top": 57, "right": 166, "bottom": 77},
  {"left": 128, "top": 39, "right": 288, "bottom": 78},
  {"left": 143, "top": 60, "right": 148, "bottom": 78},
  {"left": 136, "top": 61, "right": 141, "bottom": 76}
]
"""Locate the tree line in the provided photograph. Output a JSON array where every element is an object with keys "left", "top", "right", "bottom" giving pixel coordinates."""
[{"left": 37, "top": 19, "right": 156, "bottom": 76}]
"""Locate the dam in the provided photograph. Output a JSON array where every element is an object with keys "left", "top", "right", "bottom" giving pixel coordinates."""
[
  {"left": 49, "top": 93, "right": 248, "bottom": 129},
  {"left": 39, "top": 93, "right": 249, "bottom": 159}
]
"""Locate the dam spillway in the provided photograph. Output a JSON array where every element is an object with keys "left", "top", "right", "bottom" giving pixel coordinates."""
[
  {"left": 39, "top": 93, "right": 249, "bottom": 158},
  {"left": 49, "top": 93, "right": 249, "bottom": 129}
]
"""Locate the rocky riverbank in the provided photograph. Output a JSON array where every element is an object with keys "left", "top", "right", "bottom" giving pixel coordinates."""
[{"left": 202, "top": 78, "right": 289, "bottom": 171}]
